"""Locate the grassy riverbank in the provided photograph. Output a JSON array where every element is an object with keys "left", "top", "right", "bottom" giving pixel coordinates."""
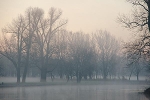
[{"left": 0, "top": 79, "right": 149, "bottom": 88}]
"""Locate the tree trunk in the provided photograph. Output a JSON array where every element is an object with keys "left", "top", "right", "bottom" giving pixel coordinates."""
[
  {"left": 70, "top": 75, "right": 73, "bottom": 80},
  {"left": 76, "top": 72, "right": 79, "bottom": 83},
  {"left": 22, "top": 48, "right": 30, "bottom": 83},
  {"left": 76, "top": 70, "right": 80, "bottom": 83},
  {"left": 77, "top": 72, "right": 82, "bottom": 83},
  {"left": 103, "top": 69, "right": 107, "bottom": 80},
  {"left": 137, "top": 72, "right": 140, "bottom": 81},
  {"left": 22, "top": 66, "right": 28, "bottom": 83},
  {"left": 59, "top": 65, "right": 63, "bottom": 79},
  {"left": 40, "top": 68, "right": 47, "bottom": 82},
  {"left": 89, "top": 72, "right": 92, "bottom": 79},
  {"left": 137, "top": 74, "right": 139, "bottom": 81},
  {"left": 22, "top": 15, "right": 33, "bottom": 83},
  {"left": 96, "top": 72, "right": 98, "bottom": 79},
  {"left": 66, "top": 75, "right": 69, "bottom": 82},
  {"left": 129, "top": 72, "right": 132, "bottom": 81},
  {"left": 148, "top": 1, "right": 150, "bottom": 32},
  {"left": 79, "top": 73, "right": 82, "bottom": 82},
  {"left": 76, "top": 66, "right": 81, "bottom": 83},
  {"left": 129, "top": 68, "right": 134, "bottom": 81},
  {"left": 17, "top": 67, "right": 20, "bottom": 83},
  {"left": 50, "top": 73, "right": 54, "bottom": 81},
  {"left": 84, "top": 75, "right": 87, "bottom": 80},
  {"left": 60, "top": 73, "right": 63, "bottom": 79}
]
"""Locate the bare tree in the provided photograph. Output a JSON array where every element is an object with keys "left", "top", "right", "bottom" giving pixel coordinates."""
[
  {"left": 52, "top": 30, "right": 71, "bottom": 79},
  {"left": 118, "top": 1, "right": 150, "bottom": 60},
  {"left": 0, "top": 7, "right": 67, "bottom": 83},
  {"left": 94, "top": 30, "right": 119, "bottom": 80},
  {"left": 123, "top": 37, "right": 148, "bottom": 80},
  {"left": 118, "top": 0, "right": 150, "bottom": 80},
  {"left": 68, "top": 32, "right": 95, "bottom": 82},
  {"left": 0, "top": 15, "right": 26, "bottom": 83},
  {"left": 34, "top": 7, "right": 67, "bottom": 82},
  {"left": 118, "top": 0, "right": 150, "bottom": 32},
  {"left": 22, "top": 7, "right": 44, "bottom": 83}
]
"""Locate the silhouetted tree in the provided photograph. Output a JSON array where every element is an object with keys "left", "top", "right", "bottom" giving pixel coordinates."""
[
  {"left": 119, "top": 0, "right": 150, "bottom": 32},
  {"left": 33, "top": 7, "right": 67, "bottom": 82},
  {"left": 123, "top": 39, "right": 148, "bottom": 80},
  {"left": 118, "top": 0, "right": 150, "bottom": 80},
  {"left": 22, "top": 7, "right": 44, "bottom": 83},
  {"left": 0, "top": 16, "right": 26, "bottom": 83}
]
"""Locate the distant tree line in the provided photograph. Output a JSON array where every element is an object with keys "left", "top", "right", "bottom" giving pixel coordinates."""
[{"left": 0, "top": 7, "right": 149, "bottom": 83}]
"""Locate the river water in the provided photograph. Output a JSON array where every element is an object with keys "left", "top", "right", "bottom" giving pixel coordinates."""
[{"left": 0, "top": 84, "right": 149, "bottom": 100}]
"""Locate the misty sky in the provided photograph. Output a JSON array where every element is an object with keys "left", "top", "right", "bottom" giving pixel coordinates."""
[{"left": 0, "top": 0, "right": 133, "bottom": 41}]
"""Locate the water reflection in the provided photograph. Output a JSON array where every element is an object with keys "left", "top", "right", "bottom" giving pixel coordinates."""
[{"left": 0, "top": 85, "right": 148, "bottom": 100}]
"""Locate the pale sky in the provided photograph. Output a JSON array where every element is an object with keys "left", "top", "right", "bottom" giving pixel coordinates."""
[{"left": 0, "top": 0, "right": 133, "bottom": 41}]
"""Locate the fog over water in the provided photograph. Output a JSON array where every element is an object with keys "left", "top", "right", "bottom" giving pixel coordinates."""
[
  {"left": 0, "top": 84, "right": 148, "bottom": 100},
  {"left": 0, "top": 77, "right": 149, "bottom": 100}
]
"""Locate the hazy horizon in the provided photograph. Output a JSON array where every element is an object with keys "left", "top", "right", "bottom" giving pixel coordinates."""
[{"left": 0, "top": 0, "right": 134, "bottom": 41}]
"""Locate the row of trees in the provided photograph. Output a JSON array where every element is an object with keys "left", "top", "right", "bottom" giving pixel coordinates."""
[
  {"left": 1, "top": 5, "right": 149, "bottom": 83},
  {"left": 0, "top": 7, "right": 124, "bottom": 83},
  {"left": 0, "top": 22, "right": 124, "bottom": 83}
]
